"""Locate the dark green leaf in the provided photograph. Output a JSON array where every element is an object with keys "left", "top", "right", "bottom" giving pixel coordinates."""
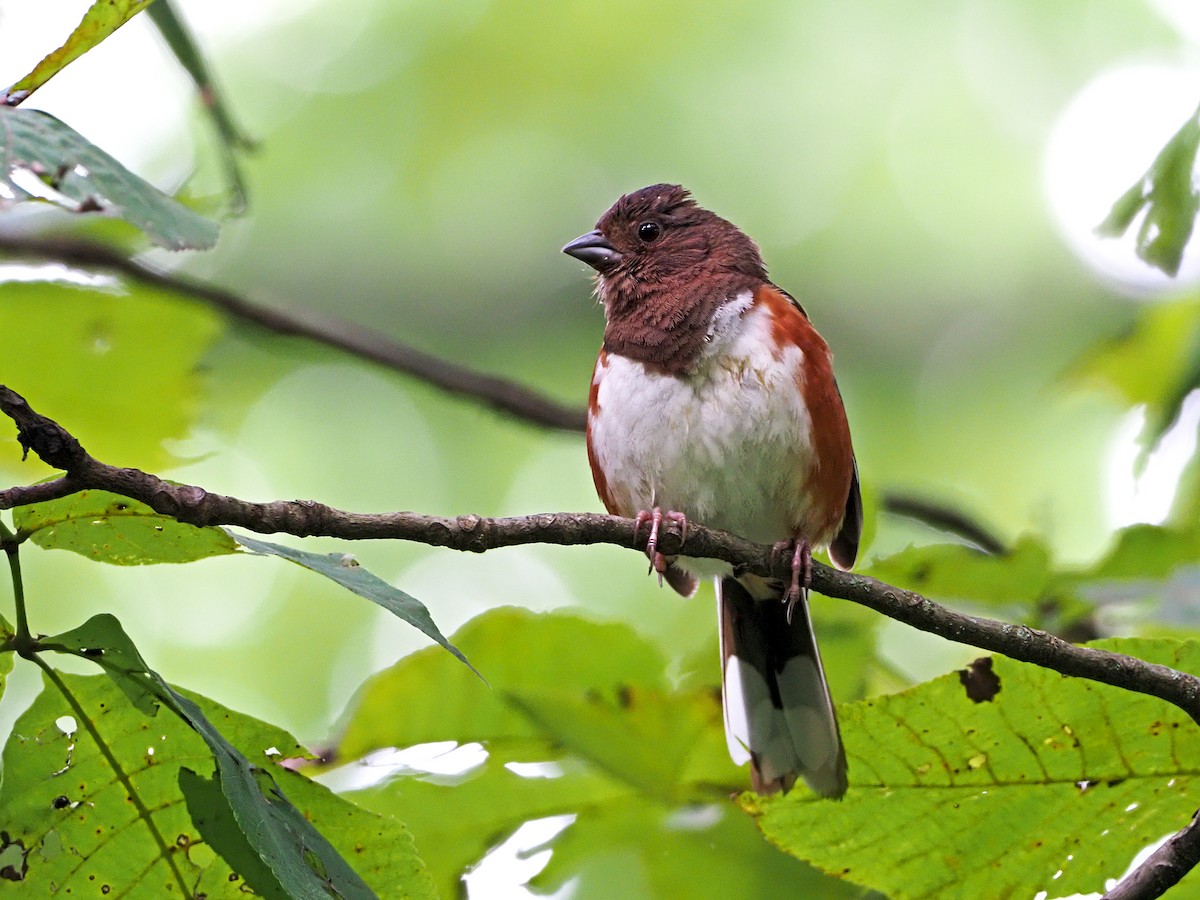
[
  {"left": 41, "top": 613, "right": 160, "bottom": 714},
  {"left": 746, "top": 637, "right": 1200, "bottom": 899},
  {"left": 230, "top": 531, "right": 479, "bottom": 678},
  {"left": 147, "top": 0, "right": 253, "bottom": 213},
  {"left": 179, "top": 768, "right": 290, "bottom": 900},
  {"left": 0, "top": 107, "right": 218, "bottom": 249},
  {"left": 14, "top": 489, "right": 238, "bottom": 565},
  {"left": 1097, "top": 104, "right": 1200, "bottom": 277},
  {"left": 2, "top": 0, "right": 153, "bottom": 104}
]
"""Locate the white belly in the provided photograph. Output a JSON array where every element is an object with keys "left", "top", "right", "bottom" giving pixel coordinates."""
[{"left": 589, "top": 300, "right": 815, "bottom": 550}]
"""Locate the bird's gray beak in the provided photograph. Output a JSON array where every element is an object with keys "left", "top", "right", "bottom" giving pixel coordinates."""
[{"left": 562, "top": 229, "right": 621, "bottom": 271}]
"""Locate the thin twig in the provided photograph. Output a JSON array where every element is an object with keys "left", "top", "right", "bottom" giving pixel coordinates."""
[
  {"left": 2, "top": 384, "right": 1197, "bottom": 899},
  {"left": 0, "top": 235, "right": 585, "bottom": 431},
  {"left": 881, "top": 491, "right": 1007, "bottom": 555}
]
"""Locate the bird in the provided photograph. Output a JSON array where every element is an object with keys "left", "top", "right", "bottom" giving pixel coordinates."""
[{"left": 562, "top": 184, "right": 861, "bottom": 797}]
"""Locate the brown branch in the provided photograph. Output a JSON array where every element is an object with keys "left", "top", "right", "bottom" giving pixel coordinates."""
[
  {"left": 0, "top": 234, "right": 586, "bottom": 432},
  {"left": 1, "top": 383, "right": 1197, "bottom": 899},
  {"left": 1106, "top": 813, "right": 1200, "bottom": 899}
]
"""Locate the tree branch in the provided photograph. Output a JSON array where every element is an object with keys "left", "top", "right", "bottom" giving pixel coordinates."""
[
  {"left": 1, "top": 384, "right": 1197, "bottom": 898},
  {"left": 0, "top": 234, "right": 586, "bottom": 431}
]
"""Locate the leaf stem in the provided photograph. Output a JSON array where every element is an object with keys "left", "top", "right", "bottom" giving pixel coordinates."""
[
  {"left": 32, "top": 657, "right": 194, "bottom": 898},
  {"left": 0, "top": 518, "right": 28, "bottom": 642}
]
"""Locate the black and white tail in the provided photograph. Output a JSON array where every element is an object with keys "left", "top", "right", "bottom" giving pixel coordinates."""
[{"left": 717, "top": 575, "right": 847, "bottom": 797}]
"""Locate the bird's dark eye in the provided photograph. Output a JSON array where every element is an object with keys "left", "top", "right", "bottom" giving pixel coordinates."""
[{"left": 637, "top": 221, "right": 661, "bottom": 243}]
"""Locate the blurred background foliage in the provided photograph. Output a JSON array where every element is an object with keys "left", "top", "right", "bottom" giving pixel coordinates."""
[{"left": 4, "top": 0, "right": 1200, "bottom": 895}]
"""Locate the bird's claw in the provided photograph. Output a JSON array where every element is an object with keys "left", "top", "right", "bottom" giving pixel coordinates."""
[
  {"left": 771, "top": 539, "right": 812, "bottom": 624},
  {"left": 633, "top": 508, "right": 688, "bottom": 583}
]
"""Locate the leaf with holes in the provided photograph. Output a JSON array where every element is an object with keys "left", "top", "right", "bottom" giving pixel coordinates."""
[
  {"left": 0, "top": 107, "right": 218, "bottom": 249},
  {"left": 744, "top": 638, "right": 1200, "bottom": 899},
  {"left": 14, "top": 489, "right": 238, "bottom": 564},
  {"left": 0, "top": 671, "right": 433, "bottom": 897}
]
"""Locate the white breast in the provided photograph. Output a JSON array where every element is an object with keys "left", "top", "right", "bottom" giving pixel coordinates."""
[{"left": 589, "top": 291, "right": 815, "bottom": 562}]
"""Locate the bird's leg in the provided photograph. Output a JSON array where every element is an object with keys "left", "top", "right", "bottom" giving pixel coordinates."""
[
  {"left": 633, "top": 508, "right": 688, "bottom": 583},
  {"left": 771, "top": 538, "right": 812, "bottom": 624}
]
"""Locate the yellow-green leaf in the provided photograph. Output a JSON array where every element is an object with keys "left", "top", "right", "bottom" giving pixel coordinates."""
[
  {"left": 14, "top": 489, "right": 238, "bottom": 565},
  {"left": 3, "top": 0, "right": 155, "bottom": 105}
]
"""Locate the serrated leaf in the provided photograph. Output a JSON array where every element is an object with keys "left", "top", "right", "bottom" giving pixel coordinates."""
[
  {"left": 1098, "top": 104, "right": 1200, "bottom": 277},
  {"left": 13, "top": 489, "right": 238, "bottom": 565},
  {"left": 0, "top": 671, "right": 433, "bottom": 897},
  {"left": 745, "top": 637, "right": 1200, "bottom": 899},
  {"left": 229, "top": 531, "right": 479, "bottom": 678},
  {"left": 0, "top": 107, "right": 218, "bottom": 249}
]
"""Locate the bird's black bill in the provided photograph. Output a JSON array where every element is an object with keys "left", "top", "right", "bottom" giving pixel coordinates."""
[{"left": 562, "top": 229, "right": 621, "bottom": 271}]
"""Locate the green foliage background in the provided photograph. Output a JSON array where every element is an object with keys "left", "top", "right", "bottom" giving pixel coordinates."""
[{"left": 3, "top": 0, "right": 1200, "bottom": 896}]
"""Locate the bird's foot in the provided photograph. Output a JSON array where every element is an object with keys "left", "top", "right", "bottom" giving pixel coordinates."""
[
  {"left": 771, "top": 538, "right": 812, "bottom": 624},
  {"left": 633, "top": 508, "right": 688, "bottom": 584}
]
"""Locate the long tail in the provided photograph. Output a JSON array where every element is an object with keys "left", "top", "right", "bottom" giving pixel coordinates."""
[{"left": 717, "top": 575, "right": 847, "bottom": 797}]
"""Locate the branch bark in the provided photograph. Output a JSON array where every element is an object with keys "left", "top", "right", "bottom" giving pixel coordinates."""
[{"left": 1, "top": 383, "right": 1197, "bottom": 899}]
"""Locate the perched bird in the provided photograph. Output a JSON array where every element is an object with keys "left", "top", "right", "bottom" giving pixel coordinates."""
[{"left": 562, "top": 185, "right": 861, "bottom": 797}]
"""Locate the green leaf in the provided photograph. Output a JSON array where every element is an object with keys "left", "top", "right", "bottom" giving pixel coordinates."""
[
  {"left": 41, "top": 613, "right": 161, "bottom": 714},
  {"left": 531, "top": 795, "right": 872, "bottom": 900},
  {"left": 0, "top": 281, "right": 222, "bottom": 475},
  {"left": 0, "top": 107, "right": 218, "bottom": 249},
  {"left": 1097, "top": 104, "right": 1200, "bottom": 277},
  {"left": 0, "top": 671, "right": 434, "bottom": 897},
  {"left": 230, "top": 531, "right": 478, "bottom": 677},
  {"left": 13, "top": 489, "right": 238, "bottom": 565},
  {"left": 334, "top": 607, "right": 669, "bottom": 761},
  {"left": 333, "top": 608, "right": 861, "bottom": 899},
  {"left": 346, "top": 750, "right": 630, "bottom": 899},
  {"left": 147, "top": 0, "right": 253, "bottom": 213},
  {"left": 37, "top": 614, "right": 403, "bottom": 898},
  {"left": 1070, "top": 293, "right": 1200, "bottom": 454},
  {"left": 745, "top": 637, "right": 1200, "bottom": 899},
  {"left": 503, "top": 685, "right": 735, "bottom": 801},
  {"left": 865, "top": 535, "right": 1054, "bottom": 607},
  {"left": 0, "top": 610, "right": 13, "bottom": 697},
  {"left": 2, "top": 0, "right": 154, "bottom": 104},
  {"left": 1083, "top": 523, "right": 1200, "bottom": 581}
]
